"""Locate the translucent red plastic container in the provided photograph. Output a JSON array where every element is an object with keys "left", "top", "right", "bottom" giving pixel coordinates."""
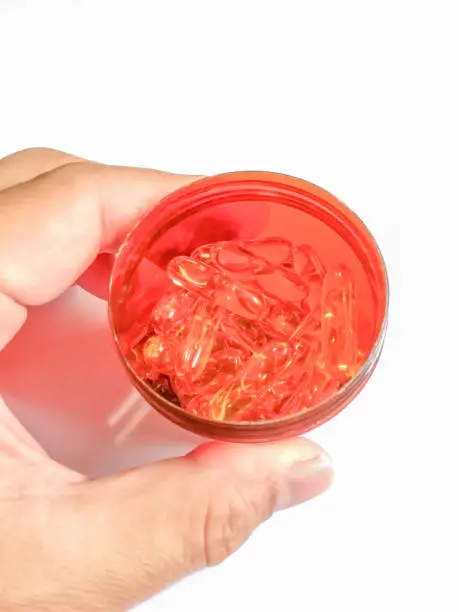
[{"left": 108, "top": 172, "right": 388, "bottom": 442}]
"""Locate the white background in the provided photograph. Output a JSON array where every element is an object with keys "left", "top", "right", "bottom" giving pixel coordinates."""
[{"left": 0, "top": 1, "right": 458, "bottom": 611}]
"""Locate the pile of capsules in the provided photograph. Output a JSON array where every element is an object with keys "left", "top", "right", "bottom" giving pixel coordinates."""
[{"left": 129, "top": 237, "right": 364, "bottom": 422}]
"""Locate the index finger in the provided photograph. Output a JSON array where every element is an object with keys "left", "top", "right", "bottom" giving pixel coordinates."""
[
  {"left": 0, "top": 162, "right": 200, "bottom": 350},
  {"left": 0, "top": 147, "right": 84, "bottom": 191},
  {"left": 0, "top": 162, "right": 200, "bottom": 306}
]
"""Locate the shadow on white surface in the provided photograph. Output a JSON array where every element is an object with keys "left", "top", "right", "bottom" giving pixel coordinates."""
[{"left": 0, "top": 287, "right": 202, "bottom": 477}]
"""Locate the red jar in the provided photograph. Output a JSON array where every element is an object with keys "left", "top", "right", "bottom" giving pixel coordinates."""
[{"left": 108, "top": 172, "right": 388, "bottom": 442}]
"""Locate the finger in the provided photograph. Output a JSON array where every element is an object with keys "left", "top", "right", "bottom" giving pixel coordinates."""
[
  {"left": 0, "top": 162, "right": 200, "bottom": 305},
  {"left": 0, "top": 147, "right": 83, "bottom": 190},
  {"left": 0, "top": 396, "right": 84, "bottom": 496},
  {"left": 5, "top": 439, "right": 332, "bottom": 609},
  {"left": 0, "top": 162, "right": 199, "bottom": 301},
  {"left": 0, "top": 163, "right": 201, "bottom": 349},
  {"left": 0, "top": 149, "right": 112, "bottom": 302}
]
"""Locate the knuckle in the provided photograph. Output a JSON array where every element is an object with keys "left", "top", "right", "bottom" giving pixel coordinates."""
[
  {"left": 49, "top": 159, "right": 96, "bottom": 181},
  {"left": 36, "top": 160, "right": 102, "bottom": 197}
]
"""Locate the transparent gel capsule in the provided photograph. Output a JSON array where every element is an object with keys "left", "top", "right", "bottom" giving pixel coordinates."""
[
  {"left": 214, "top": 347, "right": 247, "bottom": 375},
  {"left": 293, "top": 244, "right": 326, "bottom": 279},
  {"left": 243, "top": 237, "right": 294, "bottom": 267},
  {"left": 175, "top": 301, "right": 221, "bottom": 381},
  {"left": 321, "top": 265, "right": 358, "bottom": 372},
  {"left": 231, "top": 392, "right": 282, "bottom": 422},
  {"left": 301, "top": 338, "right": 322, "bottom": 377},
  {"left": 266, "top": 355, "right": 305, "bottom": 398},
  {"left": 230, "top": 408, "right": 267, "bottom": 422},
  {"left": 334, "top": 347, "right": 367, "bottom": 384},
  {"left": 304, "top": 367, "right": 340, "bottom": 405},
  {"left": 167, "top": 256, "right": 217, "bottom": 293},
  {"left": 169, "top": 373, "right": 191, "bottom": 398},
  {"left": 185, "top": 394, "right": 212, "bottom": 418},
  {"left": 268, "top": 377, "right": 297, "bottom": 399},
  {"left": 321, "top": 265, "right": 354, "bottom": 323},
  {"left": 181, "top": 347, "right": 246, "bottom": 394},
  {"left": 213, "top": 241, "right": 259, "bottom": 273},
  {"left": 277, "top": 373, "right": 311, "bottom": 416},
  {"left": 267, "top": 341, "right": 310, "bottom": 398},
  {"left": 142, "top": 334, "right": 175, "bottom": 375},
  {"left": 334, "top": 362, "right": 355, "bottom": 384},
  {"left": 199, "top": 347, "right": 247, "bottom": 390},
  {"left": 128, "top": 338, "right": 152, "bottom": 379},
  {"left": 217, "top": 280, "right": 269, "bottom": 319},
  {"left": 263, "top": 340, "right": 292, "bottom": 366},
  {"left": 294, "top": 305, "right": 323, "bottom": 340},
  {"left": 238, "top": 358, "right": 269, "bottom": 390},
  {"left": 255, "top": 267, "right": 308, "bottom": 303},
  {"left": 213, "top": 274, "right": 265, "bottom": 319},
  {"left": 267, "top": 305, "right": 304, "bottom": 337},
  {"left": 191, "top": 243, "right": 216, "bottom": 263},
  {"left": 206, "top": 382, "right": 253, "bottom": 421},
  {"left": 234, "top": 284, "right": 268, "bottom": 317},
  {"left": 240, "top": 341, "right": 292, "bottom": 390},
  {"left": 212, "top": 331, "right": 229, "bottom": 353},
  {"left": 190, "top": 360, "right": 222, "bottom": 390},
  {"left": 220, "top": 315, "right": 267, "bottom": 354},
  {"left": 125, "top": 322, "right": 150, "bottom": 354},
  {"left": 152, "top": 290, "right": 196, "bottom": 333}
]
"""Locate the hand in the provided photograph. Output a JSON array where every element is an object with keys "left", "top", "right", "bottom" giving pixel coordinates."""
[{"left": 0, "top": 149, "right": 333, "bottom": 611}]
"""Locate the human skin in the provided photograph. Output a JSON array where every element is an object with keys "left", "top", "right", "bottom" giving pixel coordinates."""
[{"left": 0, "top": 148, "right": 333, "bottom": 611}]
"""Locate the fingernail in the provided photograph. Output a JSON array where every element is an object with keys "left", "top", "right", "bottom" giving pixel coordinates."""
[{"left": 275, "top": 452, "right": 333, "bottom": 511}]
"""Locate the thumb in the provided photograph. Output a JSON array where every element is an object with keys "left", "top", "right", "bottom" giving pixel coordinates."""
[{"left": 45, "top": 439, "right": 332, "bottom": 609}]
